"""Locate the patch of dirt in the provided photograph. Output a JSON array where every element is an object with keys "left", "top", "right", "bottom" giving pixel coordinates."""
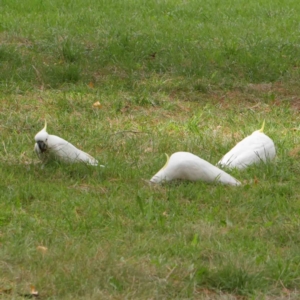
[
  {"left": 290, "top": 98, "right": 300, "bottom": 111},
  {"left": 289, "top": 146, "right": 300, "bottom": 158}
]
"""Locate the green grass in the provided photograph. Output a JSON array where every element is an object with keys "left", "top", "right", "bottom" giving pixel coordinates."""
[
  {"left": 2, "top": 0, "right": 300, "bottom": 91},
  {"left": 1, "top": 0, "right": 300, "bottom": 299}
]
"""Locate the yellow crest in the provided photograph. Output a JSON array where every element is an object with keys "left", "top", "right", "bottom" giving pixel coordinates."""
[
  {"left": 161, "top": 153, "right": 170, "bottom": 170},
  {"left": 259, "top": 120, "right": 265, "bottom": 133},
  {"left": 43, "top": 120, "right": 47, "bottom": 131}
]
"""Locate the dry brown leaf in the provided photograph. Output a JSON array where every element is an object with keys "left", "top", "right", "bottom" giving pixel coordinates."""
[
  {"left": 36, "top": 245, "right": 48, "bottom": 253},
  {"left": 30, "top": 285, "right": 39, "bottom": 297},
  {"left": 92, "top": 101, "right": 102, "bottom": 109}
]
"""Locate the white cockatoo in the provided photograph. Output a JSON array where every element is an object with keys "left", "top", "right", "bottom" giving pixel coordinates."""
[
  {"left": 150, "top": 152, "right": 241, "bottom": 186},
  {"left": 217, "top": 121, "right": 276, "bottom": 170},
  {"left": 34, "top": 121, "right": 98, "bottom": 166}
]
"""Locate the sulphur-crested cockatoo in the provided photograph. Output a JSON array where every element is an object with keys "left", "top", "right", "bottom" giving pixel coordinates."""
[
  {"left": 217, "top": 121, "right": 276, "bottom": 170},
  {"left": 150, "top": 152, "right": 241, "bottom": 186},
  {"left": 34, "top": 121, "right": 98, "bottom": 166}
]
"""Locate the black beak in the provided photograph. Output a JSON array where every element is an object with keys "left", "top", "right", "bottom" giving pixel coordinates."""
[{"left": 37, "top": 141, "right": 47, "bottom": 152}]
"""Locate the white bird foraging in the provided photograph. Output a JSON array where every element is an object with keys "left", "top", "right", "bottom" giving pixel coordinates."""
[
  {"left": 34, "top": 121, "right": 98, "bottom": 166},
  {"left": 217, "top": 121, "right": 276, "bottom": 170},
  {"left": 150, "top": 152, "right": 241, "bottom": 186}
]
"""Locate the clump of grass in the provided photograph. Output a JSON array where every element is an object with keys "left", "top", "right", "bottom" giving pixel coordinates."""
[
  {"left": 44, "top": 64, "right": 81, "bottom": 87},
  {"left": 61, "top": 39, "right": 82, "bottom": 63},
  {"left": 195, "top": 264, "right": 266, "bottom": 296}
]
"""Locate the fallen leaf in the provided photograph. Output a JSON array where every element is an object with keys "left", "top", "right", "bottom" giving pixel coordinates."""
[
  {"left": 92, "top": 101, "right": 102, "bottom": 109},
  {"left": 30, "top": 285, "right": 39, "bottom": 297},
  {"left": 36, "top": 246, "right": 48, "bottom": 253},
  {"left": 88, "top": 81, "right": 95, "bottom": 88}
]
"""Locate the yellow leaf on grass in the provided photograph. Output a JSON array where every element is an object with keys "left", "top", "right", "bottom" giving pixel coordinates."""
[
  {"left": 36, "top": 245, "right": 48, "bottom": 253},
  {"left": 92, "top": 101, "right": 102, "bottom": 109}
]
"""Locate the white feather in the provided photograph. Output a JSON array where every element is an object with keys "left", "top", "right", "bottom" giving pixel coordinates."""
[
  {"left": 218, "top": 122, "right": 276, "bottom": 170},
  {"left": 34, "top": 121, "right": 98, "bottom": 166},
  {"left": 150, "top": 152, "right": 241, "bottom": 186}
]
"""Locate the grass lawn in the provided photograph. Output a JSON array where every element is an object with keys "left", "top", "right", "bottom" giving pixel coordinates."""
[{"left": 0, "top": 0, "right": 300, "bottom": 299}]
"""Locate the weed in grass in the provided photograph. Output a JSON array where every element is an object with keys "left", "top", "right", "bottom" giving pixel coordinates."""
[{"left": 61, "top": 39, "right": 82, "bottom": 63}]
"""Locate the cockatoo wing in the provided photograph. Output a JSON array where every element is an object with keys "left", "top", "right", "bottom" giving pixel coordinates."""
[
  {"left": 47, "top": 135, "right": 98, "bottom": 166},
  {"left": 218, "top": 132, "right": 276, "bottom": 169},
  {"left": 150, "top": 152, "right": 241, "bottom": 186}
]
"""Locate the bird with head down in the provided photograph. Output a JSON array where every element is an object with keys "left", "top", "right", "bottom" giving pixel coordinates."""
[
  {"left": 217, "top": 121, "right": 276, "bottom": 170},
  {"left": 34, "top": 120, "right": 98, "bottom": 166},
  {"left": 150, "top": 151, "right": 241, "bottom": 186}
]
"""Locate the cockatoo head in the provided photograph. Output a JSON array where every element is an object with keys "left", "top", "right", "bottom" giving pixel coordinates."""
[
  {"left": 150, "top": 153, "right": 170, "bottom": 183},
  {"left": 34, "top": 120, "right": 49, "bottom": 153}
]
